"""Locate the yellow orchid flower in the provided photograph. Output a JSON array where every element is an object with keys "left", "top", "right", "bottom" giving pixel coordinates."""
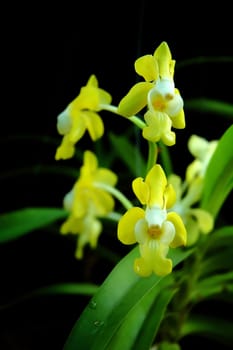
[
  {"left": 55, "top": 75, "right": 112, "bottom": 160},
  {"left": 168, "top": 173, "right": 214, "bottom": 245},
  {"left": 59, "top": 150, "right": 118, "bottom": 258},
  {"left": 64, "top": 150, "right": 118, "bottom": 218},
  {"left": 186, "top": 134, "right": 218, "bottom": 183},
  {"left": 117, "top": 42, "right": 185, "bottom": 146},
  {"left": 117, "top": 164, "right": 187, "bottom": 277},
  {"left": 60, "top": 212, "right": 102, "bottom": 259}
]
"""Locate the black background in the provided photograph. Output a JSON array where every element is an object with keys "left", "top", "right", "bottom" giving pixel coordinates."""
[{"left": 1, "top": 1, "right": 233, "bottom": 349}]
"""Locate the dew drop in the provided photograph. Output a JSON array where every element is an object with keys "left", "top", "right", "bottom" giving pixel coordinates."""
[
  {"left": 94, "top": 320, "right": 104, "bottom": 327},
  {"left": 89, "top": 300, "right": 97, "bottom": 309}
]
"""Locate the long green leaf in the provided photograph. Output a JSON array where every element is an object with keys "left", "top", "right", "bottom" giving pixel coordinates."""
[
  {"left": 201, "top": 124, "right": 233, "bottom": 218},
  {"left": 176, "top": 56, "right": 233, "bottom": 69},
  {"left": 133, "top": 285, "right": 176, "bottom": 350},
  {"left": 0, "top": 283, "right": 99, "bottom": 311},
  {"left": 63, "top": 246, "right": 193, "bottom": 350},
  {"left": 205, "top": 226, "right": 233, "bottom": 251},
  {"left": 191, "top": 271, "right": 233, "bottom": 302},
  {"left": 106, "top": 277, "right": 174, "bottom": 350},
  {"left": 0, "top": 207, "right": 67, "bottom": 243},
  {"left": 200, "top": 248, "right": 233, "bottom": 277},
  {"left": 181, "top": 314, "right": 233, "bottom": 346},
  {"left": 184, "top": 98, "right": 233, "bottom": 119}
]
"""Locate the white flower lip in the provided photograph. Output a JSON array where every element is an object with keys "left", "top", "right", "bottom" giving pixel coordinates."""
[{"left": 57, "top": 108, "right": 72, "bottom": 135}]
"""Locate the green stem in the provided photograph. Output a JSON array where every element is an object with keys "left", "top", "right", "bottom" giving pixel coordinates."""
[
  {"left": 95, "top": 183, "right": 133, "bottom": 210},
  {"left": 100, "top": 104, "right": 146, "bottom": 129},
  {"left": 146, "top": 141, "right": 158, "bottom": 174},
  {"left": 162, "top": 240, "right": 209, "bottom": 343},
  {"left": 105, "top": 211, "right": 122, "bottom": 221}
]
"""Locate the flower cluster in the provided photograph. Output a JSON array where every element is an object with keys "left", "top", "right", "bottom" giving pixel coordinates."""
[
  {"left": 168, "top": 134, "right": 217, "bottom": 245},
  {"left": 54, "top": 41, "right": 216, "bottom": 277}
]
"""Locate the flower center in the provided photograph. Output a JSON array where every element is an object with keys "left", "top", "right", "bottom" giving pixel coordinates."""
[
  {"left": 152, "top": 97, "right": 166, "bottom": 111},
  {"left": 148, "top": 224, "right": 162, "bottom": 238}
]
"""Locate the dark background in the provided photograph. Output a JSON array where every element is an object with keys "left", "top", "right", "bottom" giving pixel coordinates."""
[{"left": 1, "top": 1, "right": 233, "bottom": 349}]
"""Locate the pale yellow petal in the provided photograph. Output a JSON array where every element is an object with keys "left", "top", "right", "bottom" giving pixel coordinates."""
[
  {"left": 90, "top": 188, "right": 115, "bottom": 215},
  {"left": 97, "top": 88, "right": 112, "bottom": 106},
  {"left": 167, "top": 212, "right": 187, "bottom": 247},
  {"left": 169, "top": 59, "right": 175, "bottom": 79},
  {"left": 118, "top": 82, "right": 153, "bottom": 117},
  {"left": 134, "top": 257, "right": 152, "bottom": 277},
  {"left": 82, "top": 111, "right": 104, "bottom": 141},
  {"left": 160, "top": 115, "right": 176, "bottom": 146},
  {"left": 95, "top": 168, "right": 118, "bottom": 187},
  {"left": 86, "top": 74, "right": 98, "bottom": 87},
  {"left": 55, "top": 135, "right": 76, "bottom": 160},
  {"left": 186, "top": 160, "right": 202, "bottom": 184},
  {"left": 139, "top": 242, "right": 172, "bottom": 276},
  {"left": 183, "top": 177, "right": 203, "bottom": 205},
  {"left": 68, "top": 112, "right": 86, "bottom": 143},
  {"left": 60, "top": 215, "right": 83, "bottom": 235},
  {"left": 170, "top": 108, "right": 185, "bottom": 129},
  {"left": 132, "top": 177, "right": 150, "bottom": 205},
  {"left": 146, "top": 164, "right": 167, "bottom": 207},
  {"left": 143, "top": 110, "right": 162, "bottom": 142},
  {"left": 83, "top": 150, "right": 98, "bottom": 173},
  {"left": 154, "top": 42, "right": 172, "bottom": 79},
  {"left": 134, "top": 54, "right": 159, "bottom": 81},
  {"left": 72, "top": 85, "right": 100, "bottom": 111},
  {"left": 117, "top": 207, "right": 145, "bottom": 244},
  {"left": 75, "top": 216, "right": 102, "bottom": 259},
  {"left": 188, "top": 134, "right": 208, "bottom": 159},
  {"left": 168, "top": 174, "right": 182, "bottom": 201},
  {"left": 143, "top": 111, "right": 175, "bottom": 146},
  {"left": 164, "top": 183, "right": 176, "bottom": 209},
  {"left": 72, "top": 192, "right": 89, "bottom": 217},
  {"left": 189, "top": 208, "right": 214, "bottom": 234}
]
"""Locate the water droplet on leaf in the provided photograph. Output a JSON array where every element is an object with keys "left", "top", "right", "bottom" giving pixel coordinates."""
[
  {"left": 89, "top": 300, "right": 97, "bottom": 309},
  {"left": 94, "top": 320, "right": 104, "bottom": 327}
]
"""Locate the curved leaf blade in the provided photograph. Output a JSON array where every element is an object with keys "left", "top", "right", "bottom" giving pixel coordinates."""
[
  {"left": 106, "top": 277, "right": 174, "bottom": 350},
  {"left": 201, "top": 124, "right": 233, "bottom": 218},
  {"left": 0, "top": 207, "right": 67, "bottom": 243},
  {"left": 0, "top": 283, "right": 99, "bottom": 311},
  {"left": 181, "top": 314, "right": 233, "bottom": 347},
  {"left": 185, "top": 98, "right": 233, "bottom": 119},
  {"left": 63, "top": 246, "right": 193, "bottom": 350}
]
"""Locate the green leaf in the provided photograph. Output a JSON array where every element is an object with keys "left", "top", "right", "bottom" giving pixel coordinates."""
[
  {"left": 181, "top": 314, "right": 233, "bottom": 347},
  {"left": 158, "top": 342, "right": 181, "bottom": 350},
  {"left": 130, "top": 285, "right": 176, "bottom": 350},
  {"left": 200, "top": 248, "right": 233, "bottom": 277},
  {"left": 63, "top": 246, "right": 193, "bottom": 350},
  {"left": 30, "top": 283, "right": 99, "bottom": 297},
  {"left": 0, "top": 207, "right": 67, "bottom": 243},
  {"left": 0, "top": 283, "right": 99, "bottom": 311},
  {"left": 176, "top": 55, "right": 233, "bottom": 69},
  {"left": 205, "top": 226, "right": 233, "bottom": 251},
  {"left": 191, "top": 271, "right": 233, "bottom": 302},
  {"left": 184, "top": 98, "right": 233, "bottom": 119},
  {"left": 198, "top": 226, "right": 233, "bottom": 276},
  {"left": 106, "top": 277, "right": 175, "bottom": 350},
  {"left": 109, "top": 132, "right": 147, "bottom": 177},
  {"left": 201, "top": 124, "right": 233, "bottom": 218}
]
